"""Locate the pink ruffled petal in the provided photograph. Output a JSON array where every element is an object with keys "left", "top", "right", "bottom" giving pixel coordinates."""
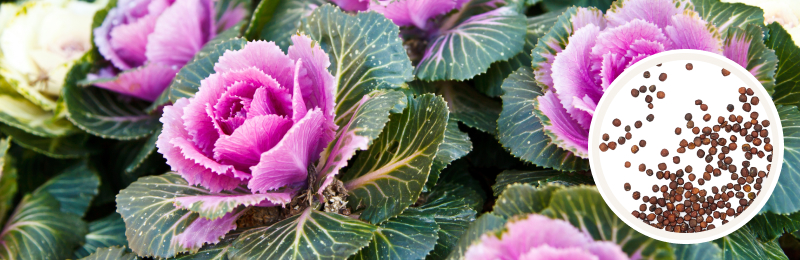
[
  {"left": 91, "top": 62, "right": 177, "bottom": 101},
  {"left": 599, "top": 52, "right": 628, "bottom": 90},
  {"left": 572, "top": 95, "right": 597, "bottom": 116},
  {"left": 627, "top": 39, "right": 666, "bottom": 57},
  {"left": 248, "top": 109, "right": 325, "bottom": 193},
  {"left": 572, "top": 7, "right": 607, "bottom": 31},
  {"left": 183, "top": 73, "right": 227, "bottom": 155},
  {"left": 315, "top": 95, "right": 371, "bottom": 195},
  {"left": 586, "top": 241, "right": 632, "bottom": 260},
  {"left": 370, "top": 0, "right": 458, "bottom": 29},
  {"left": 146, "top": 0, "right": 216, "bottom": 67},
  {"left": 664, "top": 12, "right": 722, "bottom": 53},
  {"left": 213, "top": 114, "right": 292, "bottom": 171},
  {"left": 291, "top": 60, "right": 308, "bottom": 122},
  {"left": 331, "top": 0, "right": 369, "bottom": 11},
  {"left": 533, "top": 7, "right": 604, "bottom": 90},
  {"left": 287, "top": 35, "right": 336, "bottom": 121},
  {"left": 214, "top": 41, "right": 296, "bottom": 91},
  {"left": 108, "top": 14, "right": 158, "bottom": 69},
  {"left": 551, "top": 25, "right": 602, "bottom": 130},
  {"left": 518, "top": 245, "right": 602, "bottom": 260},
  {"left": 170, "top": 135, "right": 250, "bottom": 179},
  {"left": 172, "top": 210, "right": 244, "bottom": 250},
  {"left": 157, "top": 99, "right": 243, "bottom": 192},
  {"left": 249, "top": 86, "right": 292, "bottom": 118},
  {"left": 723, "top": 29, "right": 750, "bottom": 69},
  {"left": 537, "top": 92, "right": 589, "bottom": 158},
  {"left": 172, "top": 190, "right": 294, "bottom": 218},
  {"left": 605, "top": 0, "right": 689, "bottom": 29}
]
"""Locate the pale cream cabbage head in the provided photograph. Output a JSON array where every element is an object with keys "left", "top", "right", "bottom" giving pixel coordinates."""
[
  {"left": 722, "top": 0, "right": 800, "bottom": 44},
  {"left": 0, "top": 0, "right": 106, "bottom": 136}
]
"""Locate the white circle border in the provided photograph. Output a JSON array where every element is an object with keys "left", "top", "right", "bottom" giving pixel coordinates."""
[{"left": 588, "top": 49, "right": 785, "bottom": 244}]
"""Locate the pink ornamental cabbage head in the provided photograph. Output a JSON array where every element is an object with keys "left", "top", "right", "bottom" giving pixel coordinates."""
[
  {"left": 156, "top": 35, "right": 336, "bottom": 193},
  {"left": 91, "top": 0, "right": 246, "bottom": 101},
  {"left": 533, "top": 0, "right": 738, "bottom": 158},
  {"left": 465, "top": 214, "right": 629, "bottom": 260}
]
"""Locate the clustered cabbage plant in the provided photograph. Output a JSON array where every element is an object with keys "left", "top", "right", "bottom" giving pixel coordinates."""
[{"left": 0, "top": 0, "right": 799, "bottom": 259}]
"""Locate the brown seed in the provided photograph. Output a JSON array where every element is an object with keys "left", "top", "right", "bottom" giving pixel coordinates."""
[
  {"left": 739, "top": 94, "right": 747, "bottom": 102},
  {"left": 618, "top": 136, "right": 626, "bottom": 145},
  {"left": 673, "top": 156, "right": 680, "bottom": 164},
  {"left": 625, "top": 125, "right": 631, "bottom": 132},
  {"left": 700, "top": 104, "right": 708, "bottom": 111},
  {"left": 645, "top": 95, "right": 653, "bottom": 103},
  {"left": 751, "top": 96, "right": 759, "bottom": 105},
  {"left": 599, "top": 143, "right": 608, "bottom": 151},
  {"left": 602, "top": 133, "right": 609, "bottom": 141},
  {"left": 653, "top": 185, "right": 659, "bottom": 192},
  {"left": 639, "top": 164, "right": 646, "bottom": 172},
  {"left": 692, "top": 127, "right": 700, "bottom": 134},
  {"left": 686, "top": 63, "right": 693, "bottom": 70},
  {"left": 697, "top": 149, "right": 705, "bottom": 158},
  {"left": 659, "top": 163, "right": 667, "bottom": 170},
  {"left": 659, "top": 73, "right": 667, "bottom": 81},
  {"left": 625, "top": 161, "right": 631, "bottom": 168},
  {"left": 646, "top": 114, "right": 654, "bottom": 122},
  {"left": 739, "top": 87, "right": 746, "bottom": 94},
  {"left": 657, "top": 91, "right": 665, "bottom": 99},
  {"left": 685, "top": 165, "right": 693, "bottom": 173},
  {"left": 704, "top": 172, "right": 711, "bottom": 181},
  {"left": 765, "top": 143, "right": 773, "bottom": 151},
  {"left": 644, "top": 71, "right": 650, "bottom": 78},
  {"left": 703, "top": 114, "right": 711, "bottom": 121},
  {"left": 635, "top": 121, "right": 643, "bottom": 128},
  {"left": 751, "top": 112, "right": 759, "bottom": 119},
  {"left": 647, "top": 169, "right": 654, "bottom": 176},
  {"left": 631, "top": 88, "right": 640, "bottom": 97},
  {"left": 689, "top": 174, "right": 696, "bottom": 181},
  {"left": 743, "top": 103, "right": 751, "bottom": 112},
  {"left": 727, "top": 104, "right": 734, "bottom": 112},
  {"left": 763, "top": 120, "right": 770, "bottom": 127},
  {"left": 675, "top": 127, "right": 682, "bottom": 135},
  {"left": 633, "top": 191, "right": 641, "bottom": 200},
  {"left": 631, "top": 145, "right": 640, "bottom": 154},
  {"left": 649, "top": 85, "right": 656, "bottom": 92},
  {"left": 722, "top": 68, "right": 731, "bottom": 76},
  {"left": 639, "top": 85, "right": 647, "bottom": 93},
  {"left": 609, "top": 142, "right": 617, "bottom": 150},
  {"left": 677, "top": 147, "right": 686, "bottom": 153},
  {"left": 661, "top": 149, "right": 669, "bottom": 157},
  {"left": 648, "top": 103, "right": 654, "bottom": 109},
  {"left": 695, "top": 99, "right": 702, "bottom": 105},
  {"left": 612, "top": 118, "right": 621, "bottom": 126},
  {"left": 687, "top": 121, "right": 695, "bottom": 129},
  {"left": 639, "top": 140, "right": 647, "bottom": 147},
  {"left": 746, "top": 88, "right": 754, "bottom": 96}
]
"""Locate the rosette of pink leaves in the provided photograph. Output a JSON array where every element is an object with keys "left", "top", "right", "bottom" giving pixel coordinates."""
[
  {"left": 465, "top": 214, "right": 629, "bottom": 260},
  {"left": 531, "top": 0, "right": 775, "bottom": 158},
  {"left": 90, "top": 0, "right": 246, "bottom": 101}
]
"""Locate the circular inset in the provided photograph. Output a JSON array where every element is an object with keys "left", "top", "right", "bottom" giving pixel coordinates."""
[{"left": 589, "top": 50, "right": 784, "bottom": 244}]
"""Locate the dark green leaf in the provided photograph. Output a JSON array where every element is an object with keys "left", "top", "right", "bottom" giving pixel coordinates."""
[
  {"left": 10, "top": 147, "right": 78, "bottom": 195},
  {"left": 693, "top": 0, "right": 764, "bottom": 39},
  {"left": 125, "top": 126, "right": 160, "bottom": 173},
  {"left": 672, "top": 243, "right": 722, "bottom": 260},
  {"left": 352, "top": 208, "right": 439, "bottom": 260},
  {"left": 444, "top": 213, "right": 506, "bottom": 260},
  {"left": 74, "top": 213, "right": 128, "bottom": 259},
  {"left": 259, "top": 0, "right": 326, "bottom": 51},
  {"left": 763, "top": 106, "right": 800, "bottom": 213},
  {"left": 411, "top": 81, "right": 500, "bottom": 134},
  {"left": 0, "top": 124, "right": 96, "bottom": 158},
  {"left": 342, "top": 94, "right": 448, "bottom": 224},
  {"left": 244, "top": 0, "right": 281, "bottom": 40},
  {"left": 492, "top": 170, "right": 594, "bottom": 196},
  {"left": 416, "top": 183, "right": 477, "bottom": 260},
  {"left": 34, "top": 160, "right": 100, "bottom": 216},
  {"left": 173, "top": 238, "right": 233, "bottom": 260},
  {"left": 498, "top": 67, "right": 590, "bottom": 171},
  {"left": 193, "top": 22, "right": 246, "bottom": 63},
  {"left": 0, "top": 192, "right": 87, "bottom": 260},
  {"left": 415, "top": 6, "right": 527, "bottom": 81},
  {"left": 541, "top": 186, "right": 674, "bottom": 260},
  {"left": 542, "top": 0, "right": 613, "bottom": 12},
  {"left": 717, "top": 225, "right": 789, "bottom": 260},
  {"left": 79, "top": 246, "right": 138, "bottom": 260},
  {"left": 303, "top": 4, "right": 413, "bottom": 124},
  {"left": 168, "top": 38, "right": 248, "bottom": 101},
  {"left": 474, "top": 12, "right": 557, "bottom": 97},
  {"left": 492, "top": 183, "right": 562, "bottom": 218},
  {"left": 0, "top": 138, "right": 16, "bottom": 225},
  {"left": 229, "top": 208, "right": 378, "bottom": 260},
  {"left": 768, "top": 23, "right": 800, "bottom": 106},
  {"left": 427, "top": 118, "right": 472, "bottom": 192},
  {"left": 64, "top": 52, "right": 159, "bottom": 140},
  {"left": 746, "top": 211, "right": 800, "bottom": 242}
]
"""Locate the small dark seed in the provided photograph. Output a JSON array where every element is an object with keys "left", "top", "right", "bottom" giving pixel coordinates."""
[
  {"left": 659, "top": 163, "right": 667, "bottom": 170},
  {"left": 625, "top": 125, "right": 631, "bottom": 132},
  {"left": 722, "top": 68, "right": 731, "bottom": 76},
  {"left": 673, "top": 156, "right": 680, "bottom": 164},
  {"left": 599, "top": 143, "right": 608, "bottom": 151},
  {"left": 602, "top": 134, "right": 609, "bottom": 141},
  {"left": 624, "top": 183, "right": 631, "bottom": 191},
  {"left": 645, "top": 95, "right": 653, "bottom": 103},
  {"left": 727, "top": 104, "right": 734, "bottom": 112},
  {"left": 625, "top": 161, "right": 631, "bottom": 168},
  {"left": 686, "top": 63, "right": 693, "bottom": 70},
  {"left": 646, "top": 114, "right": 654, "bottom": 122},
  {"left": 639, "top": 85, "right": 647, "bottom": 93},
  {"left": 639, "top": 164, "right": 646, "bottom": 172},
  {"left": 659, "top": 73, "right": 667, "bottom": 81},
  {"left": 613, "top": 118, "right": 621, "bottom": 126},
  {"left": 631, "top": 145, "right": 639, "bottom": 154},
  {"left": 700, "top": 104, "right": 708, "bottom": 111},
  {"left": 703, "top": 114, "right": 711, "bottom": 121},
  {"left": 661, "top": 149, "right": 669, "bottom": 157},
  {"left": 695, "top": 99, "right": 702, "bottom": 105},
  {"left": 649, "top": 85, "right": 656, "bottom": 92},
  {"left": 763, "top": 120, "right": 770, "bottom": 127},
  {"left": 633, "top": 192, "right": 641, "bottom": 200},
  {"left": 751, "top": 96, "right": 760, "bottom": 105},
  {"left": 739, "top": 94, "right": 747, "bottom": 102},
  {"left": 750, "top": 112, "right": 759, "bottom": 119},
  {"left": 746, "top": 88, "right": 754, "bottom": 96},
  {"left": 631, "top": 89, "right": 640, "bottom": 97},
  {"left": 644, "top": 71, "right": 650, "bottom": 78},
  {"left": 675, "top": 127, "right": 682, "bottom": 135},
  {"left": 657, "top": 91, "right": 665, "bottom": 99},
  {"left": 743, "top": 103, "right": 751, "bottom": 112},
  {"left": 608, "top": 142, "right": 617, "bottom": 150}
]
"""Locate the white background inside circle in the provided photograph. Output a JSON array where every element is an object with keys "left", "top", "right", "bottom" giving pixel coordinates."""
[{"left": 589, "top": 50, "right": 784, "bottom": 244}]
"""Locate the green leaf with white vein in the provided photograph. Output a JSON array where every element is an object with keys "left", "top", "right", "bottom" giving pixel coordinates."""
[
  {"left": 303, "top": 4, "right": 413, "bottom": 124},
  {"left": 746, "top": 211, "right": 800, "bottom": 242},
  {"left": 427, "top": 118, "right": 472, "bottom": 191},
  {"left": 342, "top": 94, "right": 448, "bottom": 224},
  {"left": 717, "top": 225, "right": 789, "bottom": 260},
  {"left": 74, "top": 213, "right": 128, "bottom": 259},
  {"left": 0, "top": 124, "right": 96, "bottom": 158},
  {"left": 723, "top": 24, "right": 778, "bottom": 93},
  {"left": 229, "top": 208, "right": 378, "bottom": 260},
  {"left": 492, "top": 183, "right": 562, "bottom": 218},
  {"left": 541, "top": 186, "right": 674, "bottom": 260},
  {"left": 254, "top": 0, "right": 326, "bottom": 50},
  {"left": 416, "top": 183, "right": 477, "bottom": 260},
  {"left": 173, "top": 237, "right": 234, "bottom": 260},
  {"left": 768, "top": 23, "right": 800, "bottom": 107},
  {"left": 168, "top": 38, "right": 248, "bottom": 101},
  {"left": 34, "top": 160, "right": 100, "bottom": 216},
  {"left": 762, "top": 106, "right": 800, "bottom": 213},
  {"left": 444, "top": 213, "right": 506, "bottom": 260},
  {"left": 410, "top": 81, "right": 499, "bottom": 134},
  {"left": 0, "top": 192, "right": 87, "bottom": 260},
  {"left": 415, "top": 7, "right": 526, "bottom": 81},
  {"left": 351, "top": 208, "right": 439, "bottom": 260},
  {"left": 671, "top": 243, "right": 721, "bottom": 260},
  {"left": 0, "top": 138, "right": 16, "bottom": 225},
  {"left": 498, "top": 67, "right": 590, "bottom": 171},
  {"left": 116, "top": 174, "right": 251, "bottom": 258},
  {"left": 693, "top": 0, "right": 764, "bottom": 39},
  {"left": 474, "top": 12, "right": 557, "bottom": 97},
  {"left": 80, "top": 246, "right": 139, "bottom": 260}
]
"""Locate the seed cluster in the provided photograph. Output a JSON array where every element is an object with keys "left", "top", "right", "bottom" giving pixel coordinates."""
[{"left": 599, "top": 63, "right": 773, "bottom": 234}]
